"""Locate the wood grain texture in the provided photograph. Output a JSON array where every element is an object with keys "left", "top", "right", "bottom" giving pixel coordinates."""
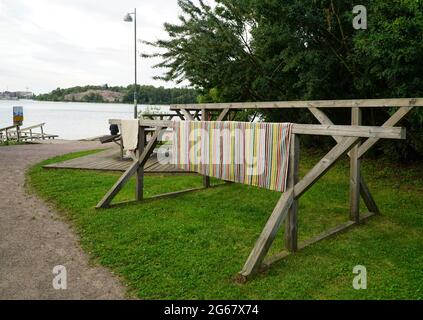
[
  {"left": 180, "top": 109, "right": 194, "bottom": 121},
  {"left": 308, "top": 107, "right": 381, "bottom": 215},
  {"left": 284, "top": 134, "right": 299, "bottom": 252},
  {"left": 238, "top": 189, "right": 294, "bottom": 280},
  {"left": 170, "top": 98, "right": 422, "bottom": 110},
  {"left": 109, "top": 119, "right": 405, "bottom": 139},
  {"left": 96, "top": 128, "right": 164, "bottom": 208},
  {"left": 201, "top": 109, "right": 211, "bottom": 188},
  {"left": 294, "top": 137, "right": 360, "bottom": 198},
  {"left": 216, "top": 108, "right": 230, "bottom": 121},
  {"left": 263, "top": 212, "right": 376, "bottom": 271},
  {"left": 349, "top": 108, "right": 362, "bottom": 222},
  {"left": 358, "top": 106, "right": 413, "bottom": 158},
  {"left": 135, "top": 127, "right": 145, "bottom": 201}
]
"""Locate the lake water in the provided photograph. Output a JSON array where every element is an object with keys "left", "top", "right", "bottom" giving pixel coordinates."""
[{"left": 0, "top": 100, "right": 169, "bottom": 140}]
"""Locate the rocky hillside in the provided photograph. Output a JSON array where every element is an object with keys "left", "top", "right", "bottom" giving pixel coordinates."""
[{"left": 64, "top": 90, "right": 124, "bottom": 103}]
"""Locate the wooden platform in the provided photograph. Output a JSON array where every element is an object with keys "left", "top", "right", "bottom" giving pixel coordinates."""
[{"left": 43, "top": 148, "right": 189, "bottom": 173}]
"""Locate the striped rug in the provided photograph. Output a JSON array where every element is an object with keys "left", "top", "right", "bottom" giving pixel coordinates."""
[{"left": 172, "top": 121, "right": 293, "bottom": 192}]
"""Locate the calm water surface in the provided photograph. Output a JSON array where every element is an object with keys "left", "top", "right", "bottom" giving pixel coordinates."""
[{"left": 0, "top": 100, "right": 169, "bottom": 140}]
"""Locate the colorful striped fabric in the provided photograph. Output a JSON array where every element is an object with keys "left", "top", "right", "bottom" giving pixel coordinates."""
[{"left": 172, "top": 121, "right": 293, "bottom": 192}]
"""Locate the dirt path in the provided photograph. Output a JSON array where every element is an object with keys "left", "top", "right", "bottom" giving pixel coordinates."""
[{"left": 0, "top": 141, "right": 126, "bottom": 299}]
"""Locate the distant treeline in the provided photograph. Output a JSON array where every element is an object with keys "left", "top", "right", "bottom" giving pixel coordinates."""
[{"left": 35, "top": 84, "right": 198, "bottom": 104}]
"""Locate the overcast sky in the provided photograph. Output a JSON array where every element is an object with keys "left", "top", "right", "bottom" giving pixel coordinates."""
[{"left": 0, "top": 0, "right": 186, "bottom": 93}]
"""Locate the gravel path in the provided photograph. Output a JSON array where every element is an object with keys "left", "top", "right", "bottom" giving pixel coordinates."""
[{"left": 0, "top": 141, "right": 126, "bottom": 299}]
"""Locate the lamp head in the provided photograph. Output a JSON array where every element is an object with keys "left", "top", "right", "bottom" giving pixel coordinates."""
[{"left": 123, "top": 13, "right": 133, "bottom": 22}]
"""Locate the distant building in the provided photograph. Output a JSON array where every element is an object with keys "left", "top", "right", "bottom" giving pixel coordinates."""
[
  {"left": 16, "top": 91, "right": 34, "bottom": 99},
  {"left": 0, "top": 91, "right": 34, "bottom": 100}
]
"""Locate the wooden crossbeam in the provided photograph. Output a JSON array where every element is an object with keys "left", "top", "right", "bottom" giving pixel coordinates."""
[
  {"left": 17, "top": 123, "right": 46, "bottom": 132},
  {"left": 170, "top": 98, "right": 422, "bottom": 110},
  {"left": 109, "top": 119, "right": 405, "bottom": 140},
  {"left": 292, "top": 124, "right": 404, "bottom": 139}
]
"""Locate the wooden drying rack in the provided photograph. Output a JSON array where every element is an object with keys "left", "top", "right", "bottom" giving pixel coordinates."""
[{"left": 96, "top": 98, "right": 421, "bottom": 281}]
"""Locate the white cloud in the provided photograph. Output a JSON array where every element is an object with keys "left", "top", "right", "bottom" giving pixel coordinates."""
[{"left": 0, "top": 0, "right": 185, "bottom": 93}]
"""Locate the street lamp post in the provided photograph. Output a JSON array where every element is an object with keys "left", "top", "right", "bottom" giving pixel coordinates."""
[{"left": 124, "top": 8, "right": 138, "bottom": 119}]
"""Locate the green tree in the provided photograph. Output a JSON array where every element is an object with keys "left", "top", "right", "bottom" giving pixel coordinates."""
[{"left": 147, "top": 0, "right": 423, "bottom": 160}]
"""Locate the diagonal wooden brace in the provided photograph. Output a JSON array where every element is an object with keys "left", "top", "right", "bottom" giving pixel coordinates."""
[
  {"left": 294, "top": 136, "right": 361, "bottom": 198},
  {"left": 217, "top": 108, "right": 230, "bottom": 121},
  {"left": 308, "top": 107, "right": 400, "bottom": 214},
  {"left": 358, "top": 106, "right": 413, "bottom": 158},
  {"left": 96, "top": 127, "right": 164, "bottom": 208},
  {"left": 180, "top": 109, "right": 194, "bottom": 121},
  {"left": 175, "top": 110, "right": 186, "bottom": 120},
  {"left": 238, "top": 189, "right": 294, "bottom": 280},
  {"left": 193, "top": 110, "right": 201, "bottom": 120},
  {"left": 238, "top": 136, "right": 360, "bottom": 280}
]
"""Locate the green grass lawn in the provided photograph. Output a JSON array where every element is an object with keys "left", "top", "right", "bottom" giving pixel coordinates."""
[{"left": 27, "top": 149, "right": 423, "bottom": 299}]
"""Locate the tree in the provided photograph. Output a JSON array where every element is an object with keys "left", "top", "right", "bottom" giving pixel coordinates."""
[{"left": 147, "top": 0, "right": 423, "bottom": 160}]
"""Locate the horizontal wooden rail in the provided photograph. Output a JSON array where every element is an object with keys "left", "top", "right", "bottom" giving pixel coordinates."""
[
  {"left": 19, "top": 123, "right": 45, "bottom": 131},
  {"left": 109, "top": 119, "right": 405, "bottom": 139},
  {"left": 0, "top": 124, "right": 19, "bottom": 132},
  {"left": 259, "top": 211, "right": 377, "bottom": 274},
  {"left": 170, "top": 98, "right": 423, "bottom": 110}
]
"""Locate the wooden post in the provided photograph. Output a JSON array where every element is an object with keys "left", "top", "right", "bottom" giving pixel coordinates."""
[
  {"left": 135, "top": 126, "right": 145, "bottom": 201},
  {"left": 285, "top": 134, "right": 300, "bottom": 252},
  {"left": 360, "top": 175, "right": 380, "bottom": 214},
  {"left": 308, "top": 107, "right": 381, "bottom": 215},
  {"left": 40, "top": 125, "right": 45, "bottom": 140},
  {"left": 119, "top": 124, "right": 124, "bottom": 160},
  {"left": 16, "top": 126, "right": 21, "bottom": 143},
  {"left": 349, "top": 107, "right": 362, "bottom": 222},
  {"left": 96, "top": 127, "right": 163, "bottom": 208},
  {"left": 202, "top": 108, "right": 211, "bottom": 188}
]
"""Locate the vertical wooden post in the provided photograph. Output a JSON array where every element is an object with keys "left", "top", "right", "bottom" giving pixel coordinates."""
[
  {"left": 135, "top": 125, "right": 145, "bottom": 201},
  {"left": 349, "top": 107, "right": 362, "bottom": 222},
  {"left": 16, "top": 126, "right": 21, "bottom": 143},
  {"left": 202, "top": 108, "right": 211, "bottom": 188},
  {"left": 285, "top": 134, "right": 300, "bottom": 252},
  {"left": 40, "top": 125, "right": 45, "bottom": 140},
  {"left": 119, "top": 124, "right": 124, "bottom": 160}
]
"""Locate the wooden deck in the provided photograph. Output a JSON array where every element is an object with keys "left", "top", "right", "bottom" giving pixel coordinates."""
[{"left": 43, "top": 147, "right": 190, "bottom": 173}]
